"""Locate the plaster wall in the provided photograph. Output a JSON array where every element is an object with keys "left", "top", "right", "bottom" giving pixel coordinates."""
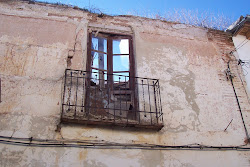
[
  {"left": 1, "top": 144, "right": 250, "bottom": 167},
  {"left": 0, "top": 1, "right": 250, "bottom": 166}
]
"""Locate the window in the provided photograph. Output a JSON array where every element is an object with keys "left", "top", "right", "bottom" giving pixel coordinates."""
[
  {"left": 86, "top": 31, "right": 137, "bottom": 120},
  {"left": 61, "top": 30, "right": 163, "bottom": 130},
  {"left": 87, "top": 32, "right": 135, "bottom": 86}
]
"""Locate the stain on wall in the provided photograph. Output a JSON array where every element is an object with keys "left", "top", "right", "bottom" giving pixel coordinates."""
[{"left": 0, "top": 1, "right": 250, "bottom": 166}]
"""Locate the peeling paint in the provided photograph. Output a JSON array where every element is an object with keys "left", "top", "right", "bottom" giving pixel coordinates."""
[
  {"left": 170, "top": 70, "right": 200, "bottom": 115},
  {"left": 0, "top": 1, "right": 250, "bottom": 167}
]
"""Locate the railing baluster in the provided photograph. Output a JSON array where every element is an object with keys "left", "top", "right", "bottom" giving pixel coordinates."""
[
  {"left": 107, "top": 72, "right": 110, "bottom": 120},
  {"left": 125, "top": 76, "right": 128, "bottom": 124},
  {"left": 158, "top": 81, "right": 163, "bottom": 123},
  {"left": 68, "top": 71, "right": 73, "bottom": 113},
  {"left": 142, "top": 80, "right": 146, "bottom": 117},
  {"left": 61, "top": 69, "right": 67, "bottom": 118},
  {"left": 74, "top": 71, "right": 79, "bottom": 118},
  {"left": 137, "top": 78, "right": 140, "bottom": 124},
  {"left": 100, "top": 71, "right": 103, "bottom": 120},
  {"left": 147, "top": 79, "right": 152, "bottom": 125},
  {"left": 153, "top": 81, "right": 158, "bottom": 124},
  {"left": 119, "top": 77, "right": 122, "bottom": 116},
  {"left": 81, "top": 72, "right": 85, "bottom": 113},
  {"left": 95, "top": 73, "right": 98, "bottom": 119},
  {"left": 87, "top": 72, "right": 91, "bottom": 120}
]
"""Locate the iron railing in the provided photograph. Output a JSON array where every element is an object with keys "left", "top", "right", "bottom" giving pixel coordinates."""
[{"left": 61, "top": 69, "right": 163, "bottom": 130}]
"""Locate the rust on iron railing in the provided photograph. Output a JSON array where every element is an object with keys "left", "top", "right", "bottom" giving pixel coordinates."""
[{"left": 61, "top": 69, "right": 163, "bottom": 130}]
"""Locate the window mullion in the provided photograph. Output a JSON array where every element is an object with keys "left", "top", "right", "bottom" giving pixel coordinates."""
[{"left": 107, "top": 36, "right": 113, "bottom": 87}]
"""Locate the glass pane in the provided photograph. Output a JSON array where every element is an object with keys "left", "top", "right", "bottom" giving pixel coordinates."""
[
  {"left": 91, "top": 51, "right": 107, "bottom": 70},
  {"left": 91, "top": 69, "right": 99, "bottom": 85},
  {"left": 113, "top": 39, "right": 129, "bottom": 54},
  {"left": 113, "top": 55, "right": 129, "bottom": 71},
  {"left": 91, "top": 69, "right": 108, "bottom": 85},
  {"left": 113, "top": 72, "right": 129, "bottom": 83},
  {"left": 92, "top": 35, "right": 107, "bottom": 53}
]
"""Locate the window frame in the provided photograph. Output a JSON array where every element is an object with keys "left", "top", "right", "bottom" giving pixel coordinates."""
[
  {"left": 86, "top": 30, "right": 138, "bottom": 118},
  {"left": 86, "top": 31, "right": 136, "bottom": 90}
]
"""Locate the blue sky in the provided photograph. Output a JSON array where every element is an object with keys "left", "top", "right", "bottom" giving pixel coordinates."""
[{"left": 41, "top": 0, "right": 248, "bottom": 21}]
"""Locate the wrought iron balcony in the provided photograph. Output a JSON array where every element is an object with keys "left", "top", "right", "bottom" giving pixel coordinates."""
[{"left": 61, "top": 69, "right": 163, "bottom": 130}]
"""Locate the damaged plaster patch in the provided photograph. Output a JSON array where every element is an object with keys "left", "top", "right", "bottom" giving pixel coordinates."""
[
  {"left": 0, "top": 113, "right": 58, "bottom": 139},
  {"left": 0, "top": 113, "right": 32, "bottom": 138},
  {"left": 0, "top": 146, "right": 27, "bottom": 167},
  {"left": 67, "top": 20, "right": 88, "bottom": 70},
  {"left": 29, "top": 116, "right": 59, "bottom": 139},
  {"left": 139, "top": 150, "right": 164, "bottom": 167},
  {"left": 172, "top": 24, "right": 188, "bottom": 29},
  {"left": 170, "top": 70, "right": 200, "bottom": 115},
  {"left": 84, "top": 160, "right": 107, "bottom": 167},
  {"left": 164, "top": 153, "right": 195, "bottom": 167},
  {"left": 136, "top": 44, "right": 201, "bottom": 132},
  {"left": 0, "top": 35, "right": 68, "bottom": 80},
  {"left": 166, "top": 70, "right": 201, "bottom": 132}
]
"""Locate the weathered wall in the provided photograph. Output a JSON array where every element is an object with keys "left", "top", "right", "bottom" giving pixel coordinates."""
[
  {"left": 1, "top": 144, "right": 250, "bottom": 167},
  {"left": 0, "top": 1, "right": 250, "bottom": 166}
]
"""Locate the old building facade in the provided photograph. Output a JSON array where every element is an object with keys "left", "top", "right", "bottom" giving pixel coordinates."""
[{"left": 0, "top": 1, "right": 250, "bottom": 166}]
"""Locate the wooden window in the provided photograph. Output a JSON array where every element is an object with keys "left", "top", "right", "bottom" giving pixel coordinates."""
[
  {"left": 87, "top": 32, "right": 135, "bottom": 85},
  {"left": 86, "top": 31, "right": 137, "bottom": 119}
]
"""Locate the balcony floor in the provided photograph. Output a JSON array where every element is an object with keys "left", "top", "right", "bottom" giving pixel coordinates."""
[{"left": 61, "top": 117, "right": 164, "bottom": 130}]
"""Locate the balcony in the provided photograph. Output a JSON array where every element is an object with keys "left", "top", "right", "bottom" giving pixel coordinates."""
[{"left": 61, "top": 69, "right": 164, "bottom": 130}]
